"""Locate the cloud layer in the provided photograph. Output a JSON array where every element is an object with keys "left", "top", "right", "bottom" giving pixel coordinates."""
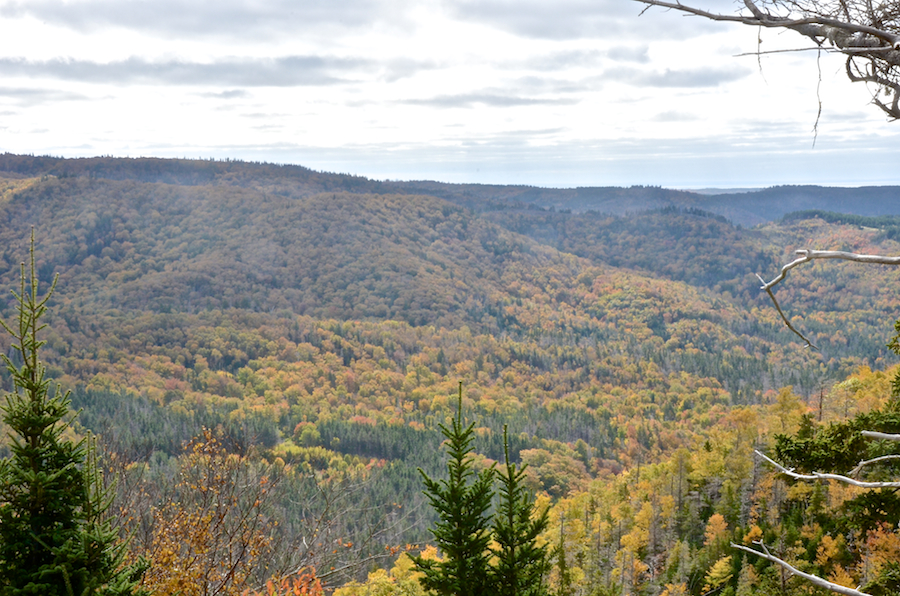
[{"left": 0, "top": 0, "right": 895, "bottom": 187}]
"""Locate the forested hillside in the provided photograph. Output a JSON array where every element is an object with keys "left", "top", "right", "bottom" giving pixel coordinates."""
[{"left": 0, "top": 154, "right": 899, "bottom": 594}]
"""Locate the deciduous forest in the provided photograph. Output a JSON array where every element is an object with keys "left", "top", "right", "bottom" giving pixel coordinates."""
[{"left": 1, "top": 153, "right": 900, "bottom": 595}]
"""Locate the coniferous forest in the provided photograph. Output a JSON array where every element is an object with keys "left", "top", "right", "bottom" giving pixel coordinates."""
[{"left": 1, "top": 153, "right": 900, "bottom": 595}]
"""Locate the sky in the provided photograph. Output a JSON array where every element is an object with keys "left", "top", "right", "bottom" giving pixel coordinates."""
[{"left": 0, "top": 0, "right": 898, "bottom": 189}]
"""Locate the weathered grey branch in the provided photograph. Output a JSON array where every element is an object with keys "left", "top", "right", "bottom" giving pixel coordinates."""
[
  {"left": 861, "top": 430, "right": 900, "bottom": 442},
  {"left": 849, "top": 453, "right": 900, "bottom": 476},
  {"left": 731, "top": 541, "right": 872, "bottom": 596},
  {"left": 635, "top": 0, "right": 900, "bottom": 47},
  {"left": 756, "top": 449, "right": 900, "bottom": 488},
  {"left": 635, "top": 0, "right": 900, "bottom": 118},
  {"left": 757, "top": 249, "right": 900, "bottom": 348}
]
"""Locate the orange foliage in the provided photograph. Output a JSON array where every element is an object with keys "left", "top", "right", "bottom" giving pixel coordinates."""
[{"left": 243, "top": 569, "right": 324, "bottom": 596}]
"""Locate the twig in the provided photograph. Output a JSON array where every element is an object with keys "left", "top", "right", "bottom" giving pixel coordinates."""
[{"left": 755, "top": 272, "right": 818, "bottom": 349}]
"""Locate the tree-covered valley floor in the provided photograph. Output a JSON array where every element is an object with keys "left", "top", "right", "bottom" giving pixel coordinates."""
[{"left": 1, "top": 154, "right": 900, "bottom": 595}]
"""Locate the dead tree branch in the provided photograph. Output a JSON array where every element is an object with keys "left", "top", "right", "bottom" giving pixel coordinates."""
[
  {"left": 731, "top": 541, "right": 872, "bottom": 596},
  {"left": 849, "top": 453, "right": 900, "bottom": 476},
  {"left": 635, "top": 0, "right": 900, "bottom": 118},
  {"left": 755, "top": 449, "right": 900, "bottom": 488},
  {"left": 757, "top": 249, "right": 900, "bottom": 348},
  {"left": 861, "top": 430, "right": 900, "bottom": 441},
  {"left": 744, "top": 438, "right": 900, "bottom": 594}
]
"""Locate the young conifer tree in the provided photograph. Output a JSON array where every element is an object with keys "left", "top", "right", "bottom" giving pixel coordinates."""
[
  {"left": 0, "top": 233, "right": 147, "bottom": 595},
  {"left": 491, "top": 425, "right": 550, "bottom": 596},
  {"left": 412, "top": 383, "right": 495, "bottom": 596}
]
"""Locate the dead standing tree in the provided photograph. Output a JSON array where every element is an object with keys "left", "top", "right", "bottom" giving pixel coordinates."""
[{"left": 635, "top": 0, "right": 900, "bottom": 119}]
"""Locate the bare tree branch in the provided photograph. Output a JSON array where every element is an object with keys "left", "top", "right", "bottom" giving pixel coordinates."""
[
  {"left": 861, "top": 430, "right": 900, "bottom": 442},
  {"left": 756, "top": 449, "right": 900, "bottom": 488},
  {"left": 731, "top": 541, "right": 872, "bottom": 596},
  {"left": 635, "top": 0, "right": 900, "bottom": 46},
  {"left": 757, "top": 249, "right": 900, "bottom": 348},
  {"left": 849, "top": 453, "right": 900, "bottom": 476},
  {"left": 635, "top": 0, "right": 900, "bottom": 118}
]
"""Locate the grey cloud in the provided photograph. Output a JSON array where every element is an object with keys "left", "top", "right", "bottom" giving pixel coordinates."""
[
  {"left": 195, "top": 127, "right": 895, "bottom": 188},
  {"left": 0, "top": 56, "right": 370, "bottom": 87},
  {"left": 652, "top": 110, "right": 699, "bottom": 122},
  {"left": 382, "top": 58, "right": 439, "bottom": 82},
  {"left": 0, "top": 86, "right": 89, "bottom": 105},
  {"left": 0, "top": 0, "right": 399, "bottom": 40},
  {"left": 403, "top": 93, "right": 579, "bottom": 108},
  {"left": 200, "top": 89, "right": 248, "bottom": 99},
  {"left": 524, "top": 50, "right": 604, "bottom": 72},
  {"left": 607, "top": 46, "right": 650, "bottom": 64},
  {"left": 512, "top": 75, "right": 604, "bottom": 95},
  {"left": 604, "top": 65, "right": 750, "bottom": 87},
  {"left": 448, "top": 0, "right": 733, "bottom": 40}
]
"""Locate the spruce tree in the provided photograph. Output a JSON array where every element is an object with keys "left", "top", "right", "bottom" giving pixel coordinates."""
[
  {"left": 491, "top": 425, "right": 550, "bottom": 596},
  {"left": 0, "top": 234, "right": 147, "bottom": 595},
  {"left": 412, "top": 383, "right": 495, "bottom": 596}
]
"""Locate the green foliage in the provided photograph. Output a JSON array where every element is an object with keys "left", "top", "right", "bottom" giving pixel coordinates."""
[
  {"left": 413, "top": 383, "right": 496, "bottom": 596},
  {"left": 491, "top": 425, "right": 551, "bottom": 596},
  {"left": 0, "top": 235, "right": 147, "bottom": 595},
  {"left": 775, "top": 404, "right": 900, "bottom": 474},
  {"left": 413, "top": 386, "right": 552, "bottom": 596},
  {"left": 862, "top": 561, "right": 900, "bottom": 596}
]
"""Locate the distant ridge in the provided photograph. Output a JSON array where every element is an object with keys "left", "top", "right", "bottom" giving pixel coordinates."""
[
  {"left": 2, "top": 153, "right": 899, "bottom": 226},
  {"left": 686, "top": 188, "right": 761, "bottom": 195}
]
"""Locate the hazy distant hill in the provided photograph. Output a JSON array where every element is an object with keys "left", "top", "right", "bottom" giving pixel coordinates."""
[
  {"left": 3, "top": 153, "right": 900, "bottom": 226},
  {"left": 387, "top": 181, "right": 900, "bottom": 226}
]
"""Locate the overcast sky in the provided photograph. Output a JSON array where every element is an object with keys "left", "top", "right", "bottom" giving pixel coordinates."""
[{"left": 0, "top": 0, "right": 897, "bottom": 188}]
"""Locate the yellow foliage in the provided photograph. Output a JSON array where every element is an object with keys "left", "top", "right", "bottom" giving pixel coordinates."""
[
  {"left": 770, "top": 385, "right": 805, "bottom": 434},
  {"left": 703, "top": 556, "right": 734, "bottom": 592},
  {"left": 128, "top": 430, "right": 274, "bottom": 596},
  {"left": 743, "top": 525, "right": 763, "bottom": 545},
  {"left": 828, "top": 565, "right": 857, "bottom": 590},
  {"left": 704, "top": 513, "right": 729, "bottom": 547},
  {"left": 861, "top": 523, "right": 900, "bottom": 580},
  {"left": 659, "top": 582, "right": 689, "bottom": 596},
  {"left": 816, "top": 534, "right": 844, "bottom": 567},
  {"left": 333, "top": 553, "right": 430, "bottom": 596}
]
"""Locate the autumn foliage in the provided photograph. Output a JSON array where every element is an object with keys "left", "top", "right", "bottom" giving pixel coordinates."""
[{"left": 127, "top": 430, "right": 275, "bottom": 596}]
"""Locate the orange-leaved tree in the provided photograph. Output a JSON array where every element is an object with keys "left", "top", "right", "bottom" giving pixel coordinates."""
[{"left": 127, "top": 429, "right": 277, "bottom": 596}]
